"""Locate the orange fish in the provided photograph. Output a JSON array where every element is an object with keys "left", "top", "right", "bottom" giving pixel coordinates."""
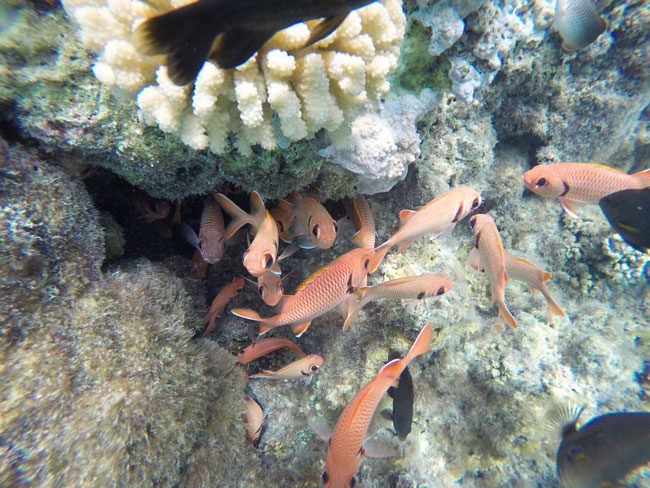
[
  {"left": 202, "top": 277, "right": 245, "bottom": 336},
  {"left": 236, "top": 336, "right": 307, "bottom": 364},
  {"left": 321, "top": 323, "right": 432, "bottom": 488},
  {"left": 255, "top": 261, "right": 284, "bottom": 306},
  {"left": 232, "top": 247, "right": 374, "bottom": 336},
  {"left": 343, "top": 194, "right": 376, "bottom": 250},
  {"left": 216, "top": 191, "right": 279, "bottom": 277},
  {"left": 469, "top": 214, "right": 517, "bottom": 329},
  {"left": 283, "top": 192, "right": 338, "bottom": 249},
  {"left": 342, "top": 274, "right": 453, "bottom": 330},
  {"left": 179, "top": 195, "right": 226, "bottom": 264},
  {"left": 248, "top": 354, "right": 323, "bottom": 383},
  {"left": 369, "top": 187, "right": 482, "bottom": 272},
  {"left": 270, "top": 200, "right": 296, "bottom": 243},
  {"left": 522, "top": 163, "right": 650, "bottom": 217},
  {"left": 468, "top": 248, "right": 564, "bottom": 324},
  {"left": 244, "top": 395, "right": 266, "bottom": 448}
]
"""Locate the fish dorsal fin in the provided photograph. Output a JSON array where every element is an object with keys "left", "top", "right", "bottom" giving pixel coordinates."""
[
  {"left": 277, "top": 199, "right": 294, "bottom": 213},
  {"left": 294, "top": 263, "right": 331, "bottom": 294},
  {"left": 250, "top": 191, "right": 266, "bottom": 219},
  {"left": 399, "top": 210, "right": 416, "bottom": 222},
  {"left": 420, "top": 191, "right": 452, "bottom": 211},
  {"left": 287, "top": 192, "right": 303, "bottom": 206},
  {"left": 513, "top": 256, "right": 534, "bottom": 267},
  {"left": 379, "top": 278, "right": 412, "bottom": 288}
]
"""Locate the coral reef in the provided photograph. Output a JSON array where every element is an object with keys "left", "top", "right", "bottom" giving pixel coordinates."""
[{"left": 62, "top": 0, "right": 406, "bottom": 155}]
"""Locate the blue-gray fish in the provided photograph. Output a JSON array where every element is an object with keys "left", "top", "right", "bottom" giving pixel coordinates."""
[
  {"left": 556, "top": 411, "right": 650, "bottom": 488},
  {"left": 135, "top": 0, "right": 377, "bottom": 85},
  {"left": 555, "top": 0, "right": 606, "bottom": 51}
]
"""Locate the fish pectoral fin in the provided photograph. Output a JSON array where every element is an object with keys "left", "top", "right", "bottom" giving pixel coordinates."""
[
  {"left": 308, "top": 418, "right": 332, "bottom": 443},
  {"left": 291, "top": 321, "right": 312, "bottom": 337},
  {"left": 278, "top": 244, "right": 299, "bottom": 261},
  {"left": 560, "top": 197, "right": 580, "bottom": 218},
  {"left": 208, "top": 27, "right": 277, "bottom": 70},
  {"left": 302, "top": 14, "right": 348, "bottom": 49},
  {"left": 398, "top": 209, "right": 416, "bottom": 222},
  {"left": 362, "top": 438, "right": 398, "bottom": 459},
  {"left": 395, "top": 239, "right": 414, "bottom": 254},
  {"left": 380, "top": 409, "right": 394, "bottom": 421}
]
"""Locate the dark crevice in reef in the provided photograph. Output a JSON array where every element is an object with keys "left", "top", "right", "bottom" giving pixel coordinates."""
[{"left": 497, "top": 132, "right": 545, "bottom": 169}]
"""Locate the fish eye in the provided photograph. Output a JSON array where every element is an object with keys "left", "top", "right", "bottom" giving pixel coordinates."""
[
  {"left": 472, "top": 197, "right": 480, "bottom": 209},
  {"left": 349, "top": 477, "right": 356, "bottom": 488},
  {"left": 310, "top": 364, "right": 319, "bottom": 372},
  {"left": 264, "top": 254, "right": 274, "bottom": 268},
  {"left": 567, "top": 445, "right": 583, "bottom": 462},
  {"left": 322, "top": 471, "right": 329, "bottom": 484},
  {"left": 312, "top": 224, "right": 320, "bottom": 237},
  {"left": 535, "top": 177, "right": 548, "bottom": 188},
  {"left": 237, "top": 348, "right": 245, "bottom": 355},
  {"left": 363, "top": 258, "right": 370, "bottom": 269},
  {"left": 436, "top": 287, "right": 446, "bottom": 295},
  {"left": 469, "top": 217, "right": 477, "bottom": 229}
]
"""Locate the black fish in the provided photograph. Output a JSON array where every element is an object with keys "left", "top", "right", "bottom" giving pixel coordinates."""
[
  {"left": 599, "top": 188, "right": 650, "bottom": 253},
  {"left": 135, "top": 0, "right": 377, "bottom": 85},
  {"left": 384, "top": 350, "right": 414, "bottom": 441},
  {"left": 556, "top": 411, "right": 650, "bottom": 488}
]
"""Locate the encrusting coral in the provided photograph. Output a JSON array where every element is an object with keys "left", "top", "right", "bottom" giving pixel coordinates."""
[{"left": 62, "top": 0, "right": 406, "bottom": 155}]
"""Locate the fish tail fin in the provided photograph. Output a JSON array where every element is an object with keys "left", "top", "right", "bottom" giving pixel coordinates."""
[
  {"left": 249, "top": 191, "right": 266, "bottom": 220},
  {"left": 231, "top": 308, "right": 263, "bottom": 322},
  {"left": 368, "top": 242, "right": 391, "bottom": 273},
  {"left": 403, "top": 322, "right": 433, "bottom": 364},
  {"left": 633, "top": 168, "right": 650, "bottom": 187},
  {"left": 215, "top": 193, "right": 253, "bottom": 240},
  {"left": 498, "top": 300, "right": 517, "bottom": 329},
  {"left": 134, "top": 3, "right": 223, "bottom": 85},
  {"left": 202, "top": 316, "right": 217, "bottom": 337}
]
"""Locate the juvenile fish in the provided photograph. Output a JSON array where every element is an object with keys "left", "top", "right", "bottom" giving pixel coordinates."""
[
  {"left": 321, "top": 323, "right": 432, "bottom": 488},
  {"left": 385, "top": 350, "right": 414, "bottom": 441},
  {"left": 343, "top": 194, "right": 376, "bottom": 250},
  {"left": 232, "top": 247, "right": 374, "bottom": 336},
  {"left": 467, "top": 248, "right": 564, "bottom": 323},
  {"left": 203, "top": 277, "right": 245, "bottom": 336},
  {"left": 469, "top": 214, "right": 517, "bottom": 329},
  {"left": 257, "top": 261, "right": 284, "bottom": 306},
  {"left": 244, "top": 395, "right": 266, "bottom": 448},
  {"left": 342, "top": 274, "right": 453, "bottom": 330},
  {"left": 236, "top": 336, "right": 307, "bottom": 364},
  {"left": 283, "top": 193, "right": 338, "bottom": 250},
  {"left": 555, "top": 0, "right": 606, "bottom": 51},
  {"left": 522, "top": 163, "right": 650, "bottom": 217},
  {"left": 556, "top": 410, "right": 650, "bottom": 488},
  {"left": 248, "top": 354, "right": 323, "bottom": 382},
  {"left": 369, "top": 187, "right": 482, "bottom": 272},
  {"left": 599, "top": 188, "right": 650, "bottom": 253},
  {"left": 135, "top": 0, "right": 377, "bottom": 85},
  {"left": 179, "top": 195, "right": 226, "bottom": 263}
]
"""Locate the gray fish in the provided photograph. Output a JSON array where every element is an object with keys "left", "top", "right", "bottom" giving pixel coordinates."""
[
  {"left": 555, "top": 0, "right": 606, "bottom": 51},
  {"left": 135, "top": 0, "right": 377, "bottom": 85},
  {"left": 384, "top": 350, "right": 414, "bottom": 441},
  {"left": 556, "top": 411, "right": 650, "bottom": 488},
  {"left": 599, "top": 188, "right": 650, "bottom": 253}
]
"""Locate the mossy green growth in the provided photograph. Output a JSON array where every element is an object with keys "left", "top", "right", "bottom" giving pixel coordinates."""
[
  {"left": 392, "top": 18, "right": 452, "bottom": 94},
  {"left": 99, "top": 211, "right": 125, "bottom": 262}
]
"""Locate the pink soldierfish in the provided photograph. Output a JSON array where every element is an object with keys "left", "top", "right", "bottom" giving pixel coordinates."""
[
  {"left": 248, "top": 354, "right": 323, "bottom": 384},
  {"left": 467, "top": 247, "right": 564, "bottom": 324},
  {"left": 321, "top": 323, "right": 432, "bottom": 488},
  {"left": 343, "top": 194, "right": 376, "bottom": 250},
  {"left": 283, "top": 192, "right": 338, "bottom": 250},
  {"left": 244, "top": 395, "right": 266, "bottom": 448},
  {"left": 179, "top": 195, "right": 226, "bottom": 264},
  {"left": 202, "top": 277, "right": 245, "bottom": 336},
  {"left": 342, "top": 274, "right": 453, "bottom": 330},
  {"left": 522, "top": 163, "right": 650, "bottom": 217},
  {"left": 369, "top": 187, "right": 482, "bottom": 272},
  {"left": 236, "top": 337, "right": 307, "bottom": 364},
  {"left": 232, "top": 248, "right": 374, "bottom": 337},
  {"left": 257, "top": 261, "right": 284, "bottom": 306},
  {"left": 469, "top": 214, "right": 517, "bottom": 329}
]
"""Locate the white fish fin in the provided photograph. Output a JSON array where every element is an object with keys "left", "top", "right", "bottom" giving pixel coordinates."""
[
  {"left": 467, "top": 247, "right": 482, "bottom": 271},
  {"left": 179, "top": 222, "right": 200, "bottom": 249},
  {"left": 362, "top": 438, "right": 398, "bottom": 458},
  {"left": 633, "top": 168, "right": 650, "bottom": 187},
  {"left": 396, "top": 239, "right": 414, "bottom": 254},
  {"left": 560, "top": 197, "right": 580, "bottom": 218},
  {"left": 278, "top": 244, "right": 299, "bottom": 261},
  {"left": 544, "top": 399, "right": 586, "bottom": 439},
  {"left": 308, "top": 418, "right": 332, "bottom": 442}
]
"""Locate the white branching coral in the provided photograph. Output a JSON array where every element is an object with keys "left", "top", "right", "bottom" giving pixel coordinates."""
[{"left": 62, "top": 0, "right": 406, "bottom": 155}]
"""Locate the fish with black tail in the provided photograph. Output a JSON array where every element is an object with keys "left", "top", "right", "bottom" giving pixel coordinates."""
[
  {"left": 135, "top": 0, "right": 378, "bottom": 86},
  {"left": 599, "top": 188, "right": 650, "bottom": 253},
  {"left": 383, "top": 350, "right": 414, "bottom": 441},
  {"left": 556, "top": 410, "right": 650, "bottom": 488}
]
